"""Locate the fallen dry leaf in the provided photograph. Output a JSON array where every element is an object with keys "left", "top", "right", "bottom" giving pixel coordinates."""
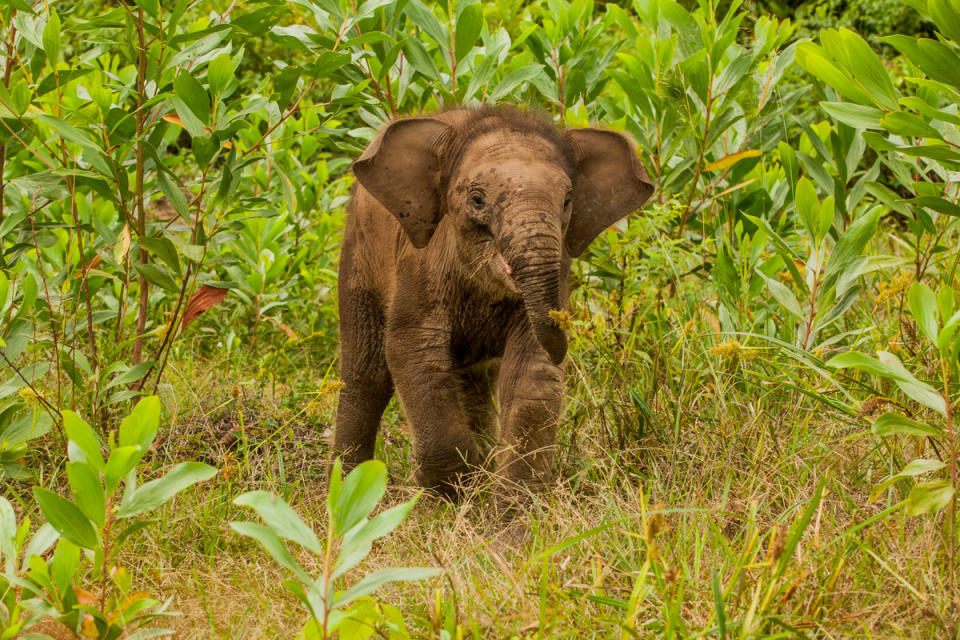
[
  {"left": 74, "top": 255, "right": 103, "bottom": 279},
  {"left": 181, "top": 285, "right": 229, "bottom": 330},
  {"left": 274, "top": 320, "right": 298, "bottom": 340},
  {"left": 705, "top": 149, "right": 761, "bottom": 171},
  {"left": 74, "top": 587, "right": 97, "bottom": 606}
]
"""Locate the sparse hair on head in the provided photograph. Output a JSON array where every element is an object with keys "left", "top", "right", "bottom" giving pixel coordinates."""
[{"left": 435, "top": 105, "right": 576, "bottom": 183}]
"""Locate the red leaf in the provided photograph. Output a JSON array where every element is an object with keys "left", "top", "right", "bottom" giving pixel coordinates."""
[{"left": 181, "top": 285, "right": 229, "bottom": 330}]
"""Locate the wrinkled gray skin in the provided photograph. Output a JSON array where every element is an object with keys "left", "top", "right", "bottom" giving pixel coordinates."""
[{"left": 332, "top": 107, "right": 653, "bottom": 497}]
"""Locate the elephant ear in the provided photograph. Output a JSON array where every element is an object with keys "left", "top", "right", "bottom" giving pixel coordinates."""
[
  {"left": 564, "top": 128, "right": 654, "bottom": 257},
  {"left": 353, "top": 117, "right": 451, "bottom": 248}
]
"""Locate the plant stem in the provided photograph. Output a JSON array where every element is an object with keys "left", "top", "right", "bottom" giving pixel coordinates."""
[
  {"left": 449, "top": 25, "right": 456, "bottom": 95},
  {"left": 942, "top": 364, "right": 957, "bottom": 584},
  {"left": 132, "top": 6, "right": 149, "bottom": 370},
  {"left": 677, "top": 70, "right": 714, "bottom": 238},
  {"left": 99, "top": 502, "right": 113, "bottom": 612},
  {"left": 322, "top": 520, "right": 336, "bottom": 640}
]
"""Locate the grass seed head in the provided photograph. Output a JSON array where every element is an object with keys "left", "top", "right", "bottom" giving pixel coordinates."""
[
  {"left": 709, "top": 339, "right": 759, "bottom": 362},
  {"left": 873, "top": 271, "right": 912, "bottom": 304},
  {"left": 549, "top": 309, "right": 573, "bottom": 330},
  {"left": 766, "top": 524, "right": 787, "bottom": 563}
]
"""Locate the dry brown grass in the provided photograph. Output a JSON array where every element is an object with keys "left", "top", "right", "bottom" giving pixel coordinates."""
[{"left": 118, "top": 354, "right": 960, "bottom": 638}]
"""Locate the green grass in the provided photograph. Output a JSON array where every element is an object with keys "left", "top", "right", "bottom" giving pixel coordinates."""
[{"left": 100, "top": 302, "right": 959, "bottom": 639}]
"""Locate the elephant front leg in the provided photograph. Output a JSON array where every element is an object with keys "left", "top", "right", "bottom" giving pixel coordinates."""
[
  {"left": 386, "top": 327, "right": 482, "bottom": 496},
  {"left": 496, "top": 326, "right": 564, "bottom": 491}
]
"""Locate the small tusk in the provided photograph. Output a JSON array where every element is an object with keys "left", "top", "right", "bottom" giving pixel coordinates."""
[{"left": 495, "top": 253, "right": 512, "bottom": 276}]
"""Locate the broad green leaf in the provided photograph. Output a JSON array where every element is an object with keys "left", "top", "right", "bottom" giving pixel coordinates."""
[
  {"left": 905, "top": 196, "right": 960, "bottom": 217},
  {"left": 825, "top": 350, "right": 900, "bottom": 378},
  {"left": 877, "top": 351, "right": 948, "bottom": 416},
  {"left": 158, "top": 172, "right": 190, "bottom": 222},
  {"left": 140, "top": 237, "right": 181, "bottom": 276},
  {"left": 8, "top": 78, "right": 31, "bottom": 115},
  {"left": 328, "top": 458, "right": 342, "bottom": 516},
  {"left": 103, "top": 362, "right": 155, "bottom": 391},
  {"left": 0, "top": 408, "right": 52, "bottom": 449},
  {"left": 906, "top": 480, "right": 955, "bottom": 516},
  {"left": 0, "top": 0, "right": 35, "bottom": 12},
  {"left": 0, "top": 271, "right": 7, "bottom": 312},
  {"left": 50, "top": 538, "right": 79, "bottom": 595},
  {"left": 760, "top": 273, "right": 803, "bottom": 318},
  {"left": 41, "top": 11, "right": 60, "bottom": 64},
  {"left": 825, "top": 205, "right": 883, "bottom": 277},
  {"left": 269, "top": 24, "right": 318, "bottom": 53},
  {"left": 234, "top": 491, "right": 322, "bottom": 554},
  {"left": 900, "top": 96, "right": 960, "bottom": 126},
  {"left": 405, "top": 0, "right": 448, "bottom": 50},
  {"left": 104, "top": 446, "right": 143, "bottom": 495},
  {"left": 285, "top": 579, "right": 321, "bottom": 619},
  {"left": 883, "top": 35, "right": 960, "bottom": 88},
  {"left": 62, "top": 411, "right": 105, "bottom": 470},
  {"left": 795, "top": 42, "right": 876, "bottom": 108},
  {"left": 929, "top": 0, "right": 960, "bottom": 44},
  {"left": 938, "top": 287, "right": 955, "bottom": 321},
  {"left": 821, "top": 28, "right": 898, "bottom": 110},
  {"left": 36, "top": 114, "right": 100, "bottom": 152},
  {"left": 908, "top": 282, "right": 939, "bottom": 343},
  {"left": 171, "top": 100, "right": 205, "bottom": 138},
  {"left": 32, "top": 488, "right": 97, "bottom": 549},
  {"left": 490, "top": 64, "right": 544, "bottom": 102},
  {"left": 134, "top": 262, "right": 179, "bottom": 293},
  {"left": 334, "top": 567, "right": 441, "bottom": 607},
  {"left": 872, "top": 412, "right": 941, "bottom": 437},
  {"left": 819, "top": 102, "right": 884, "bottom": 129},
  {"left": 333, "top": 497, "right": 418, "bottom": 581},
  {"left": 208, "top": 53, "right": 233, "bottom": 96},
  {"left": 881, "top": 112, "right": 940, "bottom": 139},
  {"left": 173, "top": 71, "right": 210, "bottom": 126},
  {"left": 308, "top": 51, "right": 351, "bottom": 79},
  {"left": 20, "top": 523, "right": 59, "bottom": 573},
  {"left": 794, "top": 177, "right": 817, "bottom": 237},
  {"left": 229, "top": 521, "right": 308, "bottom": 581},
  {"left": 938, "top": 309, "right": 960, "bottom": 361},
  {"left": 346, "top": 494, "right": 417, "bottom": 545},
  {"left": 134, "top": 0, "right": 159, "bottom": 19},
  {"left": 816, "top": 195, "right": 835, "bottom": 242},
  {"left": 455, "top": 3, "right": 483, "bottom": 63},
  {"left": 0, "top": 497, "right": 15, "bottom": 572},
  {"left": 116, "top": 462, "right": 217, "bottom": 518},
  {"left": 67, "top": 461, "right": 105, "bottom": 526},
  {"left": 402, "top": 37, "right": 440, "bottom": 80},
  {"left": 333, "top": 460, "right": 387, "bottom": 536},
  {"left": 871, "top": 459, "right": 945, "bottom": 501},
  {"left": 118, "top": 395, "right": 162, "bottom": 452}
]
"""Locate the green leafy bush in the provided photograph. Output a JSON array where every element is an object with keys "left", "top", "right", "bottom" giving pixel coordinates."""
[
  {"left": 2, "top": 396, "right": 216, "bottom": 639},
  {"left": 231, "top": 459, "right": 437, "bottom": 639}
]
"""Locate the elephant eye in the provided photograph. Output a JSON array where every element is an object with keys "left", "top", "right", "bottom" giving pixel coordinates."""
[
  {"left": 563, "top": 196, "right": 572, "bottom": 210},
  {"left": 471, "top": 193, "right": 486, "bottom": 208}
]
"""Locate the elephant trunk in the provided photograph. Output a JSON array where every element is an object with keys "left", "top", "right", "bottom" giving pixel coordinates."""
[{"left": 507, "top": 224, "right": 568, "bottom": 365}]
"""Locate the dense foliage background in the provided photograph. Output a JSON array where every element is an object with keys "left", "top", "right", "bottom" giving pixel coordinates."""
[{"left": 2, "top": 0, "right": 960, "bottom": 637}]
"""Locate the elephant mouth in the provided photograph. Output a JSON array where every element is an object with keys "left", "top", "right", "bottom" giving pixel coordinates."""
[{"left": 493, "top": 251, "right": 520, "bottom": 294}]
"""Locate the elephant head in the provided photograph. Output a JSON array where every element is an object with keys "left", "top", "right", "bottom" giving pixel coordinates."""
[{"left": 352, "top": 108, "right": 653, "bottom": 365}]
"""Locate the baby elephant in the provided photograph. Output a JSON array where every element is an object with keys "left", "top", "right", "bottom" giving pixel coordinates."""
[{"left": 333, "top": 106, "right": 653, "bottom": 496}]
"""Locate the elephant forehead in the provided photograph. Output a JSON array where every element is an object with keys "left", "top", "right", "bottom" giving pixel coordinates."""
[
  {"left": 466, "top": 160, "right": 571, "bottom": 194},
  {"left": 458, "top": 130, "right": 568, "bottom": 170}
]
